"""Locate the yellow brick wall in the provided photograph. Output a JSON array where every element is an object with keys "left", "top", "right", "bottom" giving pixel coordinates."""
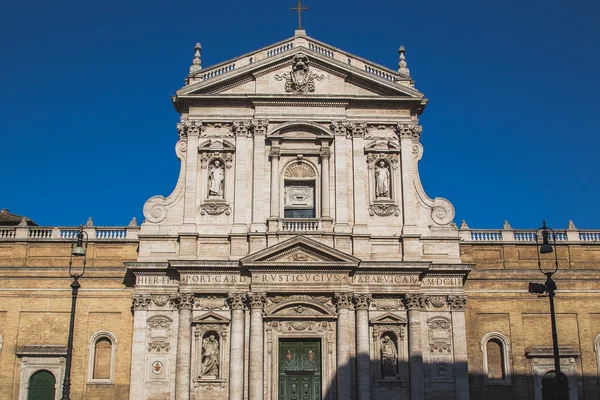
[
  {"left": 463, "top": 243, "right": 600, "bottom": 400},
  {"left": 0, "top": 241, "right": 136, "bottom": 400}
]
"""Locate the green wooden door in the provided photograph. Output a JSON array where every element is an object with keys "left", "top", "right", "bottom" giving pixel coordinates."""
[
  {"left": 28, "top": 370, "right": 56, "bottom": 400},
  {"left": 279, "top": 339, "right": 321, "bottom": 400}
]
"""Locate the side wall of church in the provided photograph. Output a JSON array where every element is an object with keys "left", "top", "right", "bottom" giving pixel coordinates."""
[
  {"left": 0, "top": 239, "right": 137, "bottom": 400},
  {"left": 462, "top": 243, "right": 600, "bottom": 400}
]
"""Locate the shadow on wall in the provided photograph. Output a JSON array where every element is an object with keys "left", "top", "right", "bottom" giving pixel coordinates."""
[{"left": 299, "top": 357, "right": 600, "bottom": 400}]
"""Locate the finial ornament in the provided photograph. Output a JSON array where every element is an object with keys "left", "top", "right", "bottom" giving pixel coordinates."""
[
  {"left": 502, "top": 220, "right": 512, "bottom": 230},
  {"left": 567, "top": 220, "right": 577, "bottom": 230},
  {"left": 398, "top": 45, "right": 410, "bottom": 76},
  {"left": 190, "top": 42, "right": 202, "bottom": 73}
]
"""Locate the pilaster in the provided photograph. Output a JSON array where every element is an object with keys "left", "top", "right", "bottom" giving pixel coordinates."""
[
  {"left": 448, "top": 295, "right": 470, "bottom": 400},
  {"left": 334, "top": 292, "right": 354, "bottom": 400},
  {"left": 354, "top": 294, "right": 372, "bottom": 400},
  {"left": 406, "top": 294, "right": 425, "bottom": 400},
  {"left": 227, "top": 293, "right": 247, "bottom": 400},
  {"left": 248, "top": 292, "right": 266, "bottom": 400},
  {"left": 172, "top": 293, "right": 194, "bottom": 400}
]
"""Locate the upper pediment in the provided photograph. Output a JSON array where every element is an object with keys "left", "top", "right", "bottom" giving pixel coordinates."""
[
  {"left": 240, "top": 236, "right": 360, "bottom": 268},
  {"left": 175, "top": 34, "right": 423, "bottom": 102}
]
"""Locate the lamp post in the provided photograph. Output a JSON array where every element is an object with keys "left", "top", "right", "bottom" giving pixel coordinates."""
[
  {"left": 61, "top": 226, "right": 88, "bottom": 400},
  {"left": 528, "top": 221, "right": 564, "bottom": 400}
]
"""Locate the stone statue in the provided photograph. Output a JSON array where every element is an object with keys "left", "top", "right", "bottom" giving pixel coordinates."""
[
  {"left": 200, "top": 335, "right": 219, "bottom": 377},
  {"left": 375, "top": 161, "right": 390, "bottom": 198},
  {"left": 381, "top": 335, "right": 399, "bottom": 379},
  {"left": 208, "top": 160, "right": 224, "bottom": 197}
]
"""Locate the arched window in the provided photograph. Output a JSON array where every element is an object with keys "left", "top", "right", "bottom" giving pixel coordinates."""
[
  {"left": 88, "top": 331, "right": 117, "bottom": 383},
  {"left": 283, "top": 161, "right": 318, "bottom": 218},
  {"left": 28, "top": 370, "right": 56, "bottom": 400},
  {"left": 481, "top": 332, "right": 511, "bottom": 384}
]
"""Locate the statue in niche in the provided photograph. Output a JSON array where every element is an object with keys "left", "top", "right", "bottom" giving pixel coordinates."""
[
  {"left": 200, "top": 334, "right": 219, "bottom": 377},
  {"left": 208, "top": 160, "right": 225, "bottom": 197},
  {"left": 381, "top": 335, "right": 400, "bottom": 379},
  {"left": 375, "top": 160, "right": 391, "bottom": 198}
]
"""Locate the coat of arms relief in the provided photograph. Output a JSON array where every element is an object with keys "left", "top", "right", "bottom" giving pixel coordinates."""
[{"left": 275, "top": 54, "right": 324, "bottom": 94}]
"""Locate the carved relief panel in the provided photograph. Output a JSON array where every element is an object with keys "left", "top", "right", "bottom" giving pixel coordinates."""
[{"left": 427, "top": 316, "right": 454, "bottom": 383}]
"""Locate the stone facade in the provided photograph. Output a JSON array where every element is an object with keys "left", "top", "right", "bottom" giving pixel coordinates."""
[{"left": 0, "top": 31, "right": 599, "bottom": 400}]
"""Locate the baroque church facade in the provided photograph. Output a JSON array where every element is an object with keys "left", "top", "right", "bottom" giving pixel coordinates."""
[{"left": 1, "top": 29, "right": 600, "bottom": 400}]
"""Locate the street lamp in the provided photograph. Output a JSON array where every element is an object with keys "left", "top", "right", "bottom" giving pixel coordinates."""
[
  {"left": 61, "top": 226, "right": 88, "bottom": 400},
  {"left": 528, "top": 221, "right": 565, "bottom": 400}
]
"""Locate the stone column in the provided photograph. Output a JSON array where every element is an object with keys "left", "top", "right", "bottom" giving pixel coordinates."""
[
  {"left": 172, "top": 293, "right": 194, "bottom": 400},
  {"left": 251, "top": 120, "right": 268, "bottom": 232},
  {"left": 232, "top": 121, "right": 252, "bottom": 233},
  {"left": 448, "top": 295, "right": 470, "bottom": 400},
  {"left": 330, "top": 121, "right": 350, "bottom": 232},
  {"left": 269, "top": 143, "right": 281, "bottom": 218},
  {"left": 335, "top": 292, "right": 354, "bottom": 400},
  {"left": 248, "top": 292, "right": 266, "bottom": 400},
  {"left": 182, "top": 121, "right": 201, "bottom": 226},
  {"left": 228, "top": 293, "right": 247, "bottom": 400},
  {"left": 406, "top": 294, "right": 425, "bottom": 400},
  {"left": 129, "top": 295, "right": 151, "bottom": 400},
  {"left": 320, "top": 146, "right": 331, "bottom": 218},
  {"left": 354, "top": 294, "right": 372, "bottom": 400}
]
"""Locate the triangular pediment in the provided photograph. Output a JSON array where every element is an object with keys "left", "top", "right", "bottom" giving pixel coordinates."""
[
  {"left": 193, "top": 312, "right": 230, "bottom": 324},
  {"left": 370, "top": 312, "right": 407, "bottom": 325},
  {"left": 240, "top": 236, "right": 360, "bottom": 268},
  {"left": 175, "top": 35, "right": 423, "bottom": 101}
]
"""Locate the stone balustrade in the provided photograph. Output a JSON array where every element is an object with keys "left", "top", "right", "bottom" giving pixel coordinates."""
[
  {"left": 278, "top": 218, "right": 322, "bottom": 232},
  {"left": 0, "top": 225, "right": 139, "bottom": 241},
  {"left": 460, "top": 225, "right": 600, "bottom": 243}
]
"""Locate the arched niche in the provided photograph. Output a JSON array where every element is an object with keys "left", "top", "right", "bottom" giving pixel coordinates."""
[{"left": 281, "top": 159, "right": 320, "bottom": 219}]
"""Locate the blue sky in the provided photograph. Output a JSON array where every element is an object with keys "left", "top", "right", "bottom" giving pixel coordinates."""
[{"left": 1, "top": 0, "right": 598, "bottom": 229}]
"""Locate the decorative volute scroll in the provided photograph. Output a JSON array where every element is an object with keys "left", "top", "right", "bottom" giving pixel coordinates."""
[{"left": 274, "top": 53, "right": 325, "bottom": 94}]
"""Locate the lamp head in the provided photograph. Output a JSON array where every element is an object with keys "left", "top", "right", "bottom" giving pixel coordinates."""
[
  {"left": 529, "top": 282, "right": 546, "bottom": 295},
  {"left": 71, "top": 229, "right": 86, "bottom": 257},
  {"left": 539, "top": 220, "right": 553, "bottom": 254}
]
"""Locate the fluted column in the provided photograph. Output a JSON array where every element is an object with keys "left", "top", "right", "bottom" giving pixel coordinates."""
[
  {"left": 173, "top": 293, "right": 194, "bottom": 400},
  {"left": 228, "top": 293, "right": 247, "bottom": 400},
  {"left": 248, "top": 292, "right": 266, "bottom": 400},
  {"left": 449, "top": 295, "right": 470, "bottom": 400},
  {"left": 335, "top": 292, "right": 354, "bottom": 400},
  {"left": 129, "top": 295, "right": 151, "bottom": 400},
  {"left": 406, "top": 294, "right": 424, "bottom": 400},
  {"left": 320, "top": 147, "right": 331, "bottom": 218},
  {"left": 269, "top": 144, "right": 280, "bottom": 218},
  {"left": 354, "top": 294, "right": 372, "bottom": 400}
]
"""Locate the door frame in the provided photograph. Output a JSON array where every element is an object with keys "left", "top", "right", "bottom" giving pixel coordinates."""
[{"left": 266, "top": 320, "right": 336, "bottom": 400}]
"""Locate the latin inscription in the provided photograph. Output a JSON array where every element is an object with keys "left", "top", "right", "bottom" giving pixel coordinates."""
[
  {"left": 422, "top": 277, "right": 462, "bottom": 286},
  {"left": 352, "top": 275, "right": 419, "bottom": 285},
  {"left": 253, "top": 273, "right": 348, "bottom": 284},
  {"left": 136, "top": 276, "right": 177, "bottom": 285},
  {"left": 181, "top": 274, "right": 248, "bottom": 284}
]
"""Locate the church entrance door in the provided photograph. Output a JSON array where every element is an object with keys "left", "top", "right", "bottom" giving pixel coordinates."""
[
  {"left": 279, "top": 338, "right": 321, "bottom": 400},
  {"left": 27, "top": 370, "right": 56, "bottom": 400}
]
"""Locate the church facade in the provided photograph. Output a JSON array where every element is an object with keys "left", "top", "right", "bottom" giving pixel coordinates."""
[{"left": 1, "top": 30, "right": 600, "bottom": 400}]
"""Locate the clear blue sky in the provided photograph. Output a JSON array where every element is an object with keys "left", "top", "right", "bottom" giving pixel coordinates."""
[{"left": 1, "top": 0, "right": 598, "bottom": 229}]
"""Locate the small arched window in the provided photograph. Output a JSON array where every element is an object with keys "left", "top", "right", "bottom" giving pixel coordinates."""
[
  {"left": 481, "top": 332, "right": 511, "bottom": 384},
  {"left": 88, "top": 331, "right": 117, "bottom": 383}
]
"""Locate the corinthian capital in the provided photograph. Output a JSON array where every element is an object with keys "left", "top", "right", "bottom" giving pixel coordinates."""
[
  {"left": 227, "top": 293, "right": 247, "bottom": 310},
  {"left": 330, "top": 120, "right": 350, "bottom": 136},
  {"left": 405, "top": 294, "right": 428, "bottom": 310},
  {"left": 247, "top": 292, "right": 266, "bottom": 309},
  {"left": 169, "top": 293, "right": 195, "bottom": 310},
  {"left": 252, "top": 119, "right": 269, "bottom": 136},
  {"left": 396, "top": 123, "right": 422, "bottom": 140},
  {"left": 353, "top": 294, "right": 372, "bottom": 310},
  {"left": 132, "top": 294, "right": 152, "bottom": 310},
  {"left": 447, "top": 295, "right": 467, "bottom": 310},
  {"left": 334, "top": 292, "right": 354, "bottom": 310},
  {"left": 232, "top": 120, "right": 253, "bottom": 137}
]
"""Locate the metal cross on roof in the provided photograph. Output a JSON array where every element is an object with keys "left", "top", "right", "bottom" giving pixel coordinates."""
[{"left": 291, "top": 0, "right": 309, "bottom": 30}]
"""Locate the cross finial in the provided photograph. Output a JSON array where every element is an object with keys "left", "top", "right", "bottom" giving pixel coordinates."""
[{"left": 291, "top": 0, "right": 309, "bottom": 30}]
